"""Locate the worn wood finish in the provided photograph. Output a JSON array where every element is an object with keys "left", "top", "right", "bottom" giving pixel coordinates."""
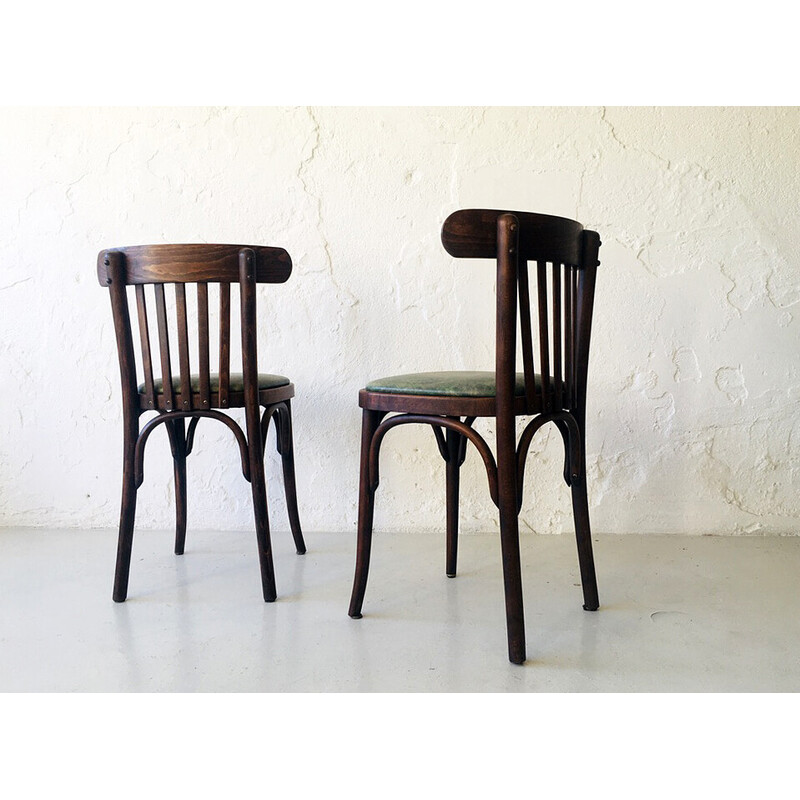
[
  {"left": 139, "top": 382, "right": 294, "bottom": 413},
  {"left": 351, "top": 209, "right": 602, "bottom": 665},
  {"left": 175, "top": 283, "right": 192, "bottom": 411},
  {"left": 358, "top": 387, "right": 536, "bottom": 417},
  {"left": 97, "top": 243, "right": 292, "bottom": 285},
  {"left": 98, "top": 243, "right": 305, "bottom": 603},
  {"left": 135, "top": 285, "right": 156, "bottom": 410},
  {"left": 153, "top": 284, "right": 175, "bottom": 412},
  {"left": 441, "top": 208, "right": 583, "bottom": 264}
]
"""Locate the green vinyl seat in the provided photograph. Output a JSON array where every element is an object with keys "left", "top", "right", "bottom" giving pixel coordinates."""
[{"left": 366, "top": 370, "right": 527, "bottom": 397}]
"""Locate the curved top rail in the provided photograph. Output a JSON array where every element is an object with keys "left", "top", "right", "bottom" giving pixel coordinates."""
[
  {"left": 97, "top": 243, "right": 292, "bottom": 286},
  {"left": 441, "top": 209, "right": 585, "bottom": 265}
]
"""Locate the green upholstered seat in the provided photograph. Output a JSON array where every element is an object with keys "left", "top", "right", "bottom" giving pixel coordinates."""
[
  {"left": 140, "top": 373, "right": 290, "bottom": 395},
  {"left": 366, "top": 371, "right": 527, "bottom": 398}
]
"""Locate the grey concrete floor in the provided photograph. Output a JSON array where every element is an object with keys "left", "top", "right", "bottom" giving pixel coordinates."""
[{"left": 0, "top": 527, "right": 798, "bottom": 692}]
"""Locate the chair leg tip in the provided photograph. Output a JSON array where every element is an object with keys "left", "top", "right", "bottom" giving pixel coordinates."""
[
  {"left": 349, "top": 612, "right": 363, "bottom": 619},
  {"left": 446, "top": 572, "right": 456, "bottom": 578},
  {"left": 583, "top": 603, "right": 599, "bottom": 611},
  {"left": 296, "top": 547, "right": 307, "bottom": 555}
]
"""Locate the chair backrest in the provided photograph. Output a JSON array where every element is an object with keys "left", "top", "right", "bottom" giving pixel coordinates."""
[
  {"left": 97, "top": 244, "right": 291, "bottom": 413},
  {"left": 441, "top": 209, "right": 600, "bottom": 422}
]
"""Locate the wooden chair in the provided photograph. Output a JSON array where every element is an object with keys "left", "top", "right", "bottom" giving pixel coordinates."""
[
  {"left": 97, "top": 244, "right": 305, "bottom": 603},
  {"left": 348, "top": 210, "right": 602, "bottom": 664}
]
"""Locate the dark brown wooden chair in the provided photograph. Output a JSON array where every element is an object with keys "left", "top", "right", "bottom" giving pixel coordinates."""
[
  {"left": 348, "top": 210, "right": 602, "bottom": 664},
  {"left": 98, "top": 244, "right": 305, "bottom": 603}
]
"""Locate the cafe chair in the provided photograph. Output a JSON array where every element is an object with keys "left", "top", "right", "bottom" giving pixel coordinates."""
[
  {"left": 98, "top": 244, "right": 305, "bottom": 603},
  {"left": 348, "top": 210, "right": 602, "bottom": 664}
]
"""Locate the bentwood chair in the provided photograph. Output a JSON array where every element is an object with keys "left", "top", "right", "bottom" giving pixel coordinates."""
[
  {"left": 98, "top": 244, "right": 305, "bottom": 603},
  {"left": 348, "top": 210, "right": 602, "bottom": 664}
]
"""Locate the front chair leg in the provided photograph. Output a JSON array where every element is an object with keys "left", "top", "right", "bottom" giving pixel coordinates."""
[
  {"left": 166, "top": 418, "right": 188, "bottom": 555},
  {"left": 274, "top": 401, "right": 306, "bottom": 555},
  {"left": 348, "top": 409, "right": 386, "bottom": 619},
  {"left": 497, "top": 501, "right": 526, "bottom": 664},
  {"left": 571, "top": 469, "right": 599, "bottom": 611},
  {"left": 496, "top": 408, "right": 526, "bottom": 664}
]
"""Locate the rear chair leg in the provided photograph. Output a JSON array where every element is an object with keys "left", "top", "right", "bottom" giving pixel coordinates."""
[
  {"left": 246, "top": 407, "right": 277, "bottom": 602},
  {"left": 445, "top": 429, "right": 465, "bottom": 578},
  {"left": 274, "top": 402, "right": 306, "bottom": 555},
  {"left": 250, "top": 457, "right": 277, "bottom": 602},
  {"left": 113, "top": 421, "right": 139, "bottom": 602}
]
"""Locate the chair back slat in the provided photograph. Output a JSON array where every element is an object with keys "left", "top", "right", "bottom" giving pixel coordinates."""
[
  {"left": 218, "top": 282, "right": 231, "bottom": 408},
  {"left": 153, "top": 283, "right": 175, "bottom": 411},
  {"left": 197, "top": 282, "right": 211, "bottom": 409},
  {"left": 564, "top": 264, "right": 574, "bottom": 408},
  {"left": 535, "top": 261, "right": 551, "bottom": 412},
  {"left": 175, "top": 283, "right": 192, "bottom": 410},
  {"left": 517, "top": 260, "right": 536, "bottom": 408},
  {"left": 441, "top": 209, "right": 600, "bottom": 418},
  {"left": 570, "top": 265, "right": 579, "bottom": 409},
  {"left": 552, "top": 264, "right": 563, "bottom": 411},
  {"left": 135, "top": 284, "right": 156, "bottom": 409}
]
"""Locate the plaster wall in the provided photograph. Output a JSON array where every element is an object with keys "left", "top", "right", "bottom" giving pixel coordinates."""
[{"left": 1, "top": 106, "right": 798, "bottom": 536}]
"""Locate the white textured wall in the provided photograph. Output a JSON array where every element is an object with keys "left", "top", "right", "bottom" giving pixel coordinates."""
[{"left": 1, "top": 106, "right": 798, "bottom": 536}]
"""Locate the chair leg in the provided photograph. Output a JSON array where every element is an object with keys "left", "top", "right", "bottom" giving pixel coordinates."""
[
  {"left": 571, "top": 469, "right": 599, "bottom": 611},
  {"left": 245, "top": 407, "right": 277, "bottom": 602},
  {"left": 275, "top": 402, "right": 306, "bottom": 555},
  {"left": 113, "top": 420, "right": 139, "bottom": 602},
  {"left": 348, "top": 409, "right": 385, "bottom": 619},
  {"left": 166, "top": 419, "right": 188, "bottom": 556},
  {"left": 497, "top": 416, "right": 526, "bottom": 664},
  {"left": 249, "top": 453, "right": 277, "bottom": 602},
  {"left": 445, "top": 429, "right": 464, "bottom": 578}
]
